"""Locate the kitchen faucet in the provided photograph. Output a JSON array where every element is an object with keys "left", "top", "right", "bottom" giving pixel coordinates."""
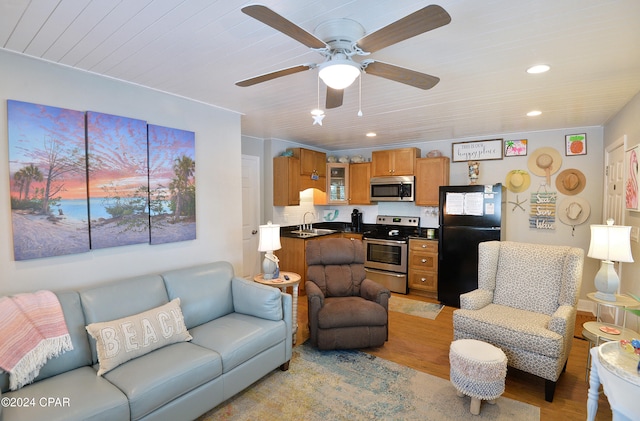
[{"left": 301, "top": 212, "right": 315, "bottom": 231}]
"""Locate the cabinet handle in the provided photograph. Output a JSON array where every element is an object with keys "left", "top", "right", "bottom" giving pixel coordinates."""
[
  {"left": 421, "top": 259, "right": 427, "bottom": 263},
  {"left": 420, "top": 278, "right": 426, "bottom": 282},
  {"left": 421, "top": 244, "right": 427, "bottom": 248}
]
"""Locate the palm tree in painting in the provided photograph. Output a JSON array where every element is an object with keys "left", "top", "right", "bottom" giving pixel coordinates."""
[
  {"left": 14, "top": 164, "right": 43, "bottom": 201},
  {"left": 169, "top": 155, "right": 195, "bottom": 220}
]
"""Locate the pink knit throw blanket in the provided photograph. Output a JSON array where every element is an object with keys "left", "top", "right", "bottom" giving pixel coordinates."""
[{"left": 0, "top": 290, "right": 73, "bottom": 390}]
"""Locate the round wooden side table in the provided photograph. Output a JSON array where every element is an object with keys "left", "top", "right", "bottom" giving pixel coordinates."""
[{"left": 254, "top": 271, "right": 301, "bottom": 344}]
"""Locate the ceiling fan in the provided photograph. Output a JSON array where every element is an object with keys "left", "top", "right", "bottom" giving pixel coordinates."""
[{"left": 236, "top": 4, "right": 451, "bottom": 109}]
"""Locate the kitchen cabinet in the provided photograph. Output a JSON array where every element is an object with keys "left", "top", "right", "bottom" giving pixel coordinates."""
[
  {"left": 408, "top": 238, "right": 438, "bottom": 297},
  {"left": 278, "top": 233, "right": 341, "bottom": 295},
  {"left": 342, "top": 232, "right": 363, "bottom": 241},
  {"left": 326, "top": 163, "right": 349, "bottom": 204},
  {"left": 273, "top": 156, "right": 300, "bottom": 206},
  {"left": 415, "top": 157, "right": 450, "bottom": 206},
  {"left": 349, "top": 162, "right": 371, "bottom": 204},
  {"left": 371, "top": 147, "right": 420, "bottom": 176},
  {"left": 289, "top": 148, "right": 326, "bottom": 177}
]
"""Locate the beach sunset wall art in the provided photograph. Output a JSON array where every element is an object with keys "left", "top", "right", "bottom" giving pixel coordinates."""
[
  {"left": 6, "top": 100, "right": 197, "bottom": 261},
  {"left": 86, "top": 112, "right": 150, "bottom": 249},
  {"left": 148, "top": 125, "right": 196, "bottom": 245},
  {"left": 7, "top": 100, "right": 90, "bottom": 260}
]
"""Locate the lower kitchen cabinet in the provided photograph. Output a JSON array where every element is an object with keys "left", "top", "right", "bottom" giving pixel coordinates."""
[
  {"left": 408, "top": 238, "right": 438, "bottom": 297},
  {"left": 277, "top": 234, "right": 341, "bottom": 295}
]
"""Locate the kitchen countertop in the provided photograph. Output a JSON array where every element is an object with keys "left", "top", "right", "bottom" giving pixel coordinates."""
[{"left": 280, "top": 223, "right": 438, "bottom": 240}]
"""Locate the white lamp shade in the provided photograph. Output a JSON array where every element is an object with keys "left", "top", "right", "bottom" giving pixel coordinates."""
[
  {"left": 587, "top": 224, "right": 633, "bottom": 262},
  {"left": 258, "top": 222, "right": 281, "bottom": 252},
  {"left": 319, "top": 59, "right": 361, "bottom": 90}
]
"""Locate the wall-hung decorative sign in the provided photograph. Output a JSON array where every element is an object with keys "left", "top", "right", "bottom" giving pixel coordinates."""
[
  {"left": 529, "top": 191, "right": 557, "bottom": 230},
  {"left": 504, "top": 139, "right": 528, "bottom": 157},
  {"left": 625, "top": 145, "right": 639, "bottom": 211},
  {"left": 451, "top": 139, "right": 503, "bottom": 162},
  {"left": 7, "top": 100, "right": 90, "bottom": 261},
  {"left": 565, "top": 133, "right": 587, "bottom": 156}
]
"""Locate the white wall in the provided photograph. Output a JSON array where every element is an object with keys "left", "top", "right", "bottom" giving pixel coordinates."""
[{"left": 0, "top": 50, "right": 243, "bottom": 295}]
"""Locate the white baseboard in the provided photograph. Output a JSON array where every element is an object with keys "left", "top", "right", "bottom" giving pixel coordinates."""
[{"left": 577, "top": 298, "right": 596, "bottom": 315}]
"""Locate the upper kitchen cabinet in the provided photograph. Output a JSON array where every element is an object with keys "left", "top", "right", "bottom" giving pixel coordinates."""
[
  {"left": 371, "top": 147, "right": 420, "bottom": 176},
  {"left": 326, "top": 163, "right": 349, "bottom": 205},
  {"left": 349, "top": 162, "right": 371, "bottom": 205},
  {"left": 290, "top": 148, "right": 326, "bottom": 177},
  {"left": 415, "top": 157, "right": 450, "bottom": 206},
  {"left": 273, "top": 156, "right": 300, "bottom": 206}
]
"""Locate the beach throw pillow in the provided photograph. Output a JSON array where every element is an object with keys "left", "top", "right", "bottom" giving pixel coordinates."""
[{"left": 86, "top": 298, "right": 192, "bottom": 376}]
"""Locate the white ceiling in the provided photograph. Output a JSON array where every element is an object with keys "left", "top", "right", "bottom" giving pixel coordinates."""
[{"left": 2, "top": 0, "right": 639, "bottom": 151}]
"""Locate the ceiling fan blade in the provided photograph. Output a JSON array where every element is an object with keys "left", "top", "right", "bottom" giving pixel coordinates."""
[
  {"left": 242, "top": 5, "right": 327, "bottom": 49},
  {"left": 236, "top": 64, "right": 313, "bottom": 87},
  {"left": 356, "top": 5, "right": 451, "bottom": 53},
  {"left": 363, "top": 61, "right": 439, "bottom": 90},
  {"left": 326, "top": 87, "right": 344, "bottom": 109}
]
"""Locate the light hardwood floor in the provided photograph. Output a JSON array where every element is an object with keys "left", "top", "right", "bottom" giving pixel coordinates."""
[{"left": 294, "top": 292, "right": 613, "bottom": 421}]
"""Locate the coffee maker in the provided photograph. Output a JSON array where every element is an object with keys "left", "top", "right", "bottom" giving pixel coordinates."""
[{"left": 351, "top": 209, "right": 363, "bottom": 232}]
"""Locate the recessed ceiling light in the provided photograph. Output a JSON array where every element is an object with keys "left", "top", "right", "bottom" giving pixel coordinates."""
[
  {"left": 527, "top": 110, "right": 542, "bottom": 117},
  {"left": 366, "top": 132, "right": 377, "bottom": 137},
  {"left": 527, "top": 64, "right": 550, "bottom": 74}
]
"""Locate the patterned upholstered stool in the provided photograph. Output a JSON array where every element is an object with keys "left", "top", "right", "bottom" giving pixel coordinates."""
[{"left": 449, "top": 339, "right": 507, "bottom": 415}]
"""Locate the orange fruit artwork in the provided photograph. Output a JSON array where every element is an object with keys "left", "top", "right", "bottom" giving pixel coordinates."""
[{"left": 570, "top": 140, "right": 584, "bottom": 154}]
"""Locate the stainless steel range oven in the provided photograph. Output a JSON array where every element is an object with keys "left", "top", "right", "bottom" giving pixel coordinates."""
[{"left": 363, "top": 215, "right": 420, "bottom": 294}]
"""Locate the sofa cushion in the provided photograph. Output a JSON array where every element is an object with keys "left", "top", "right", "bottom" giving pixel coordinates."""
[
  {"left": 190, "top": 313, "right": 286, "bottom": 373},
  {"left": 232, "top": 277, "right": 282, "bottom": 321},
  {"left": 454, "top": 303, "right": 563, "bottom": 358},
  {"left": 102, "top": 342, "right": 221, "bottom": 421},
  {"left": 162, "top": 262, "right": 235, "bottom": 329},
  {"left": 80, "top": 274, "right": 170, "bottom": 363},
  {"left": 2, "top": 366, "right": 129, "bottom": 421},
  {"left": 86, "top": 298, "right": 192, "bottom": 376},
  {"left": 318, "top": 296, "right": 387, "bottom": 329}
]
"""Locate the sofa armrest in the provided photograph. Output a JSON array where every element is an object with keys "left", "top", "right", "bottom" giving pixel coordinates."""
[
  {"left": 361, "top": 278, "right": 390, "bottom": 310},
  {"left": 548, "top": 304, "right": 575, "bottom": 336},
  {"left": 232, "top": 277, "right": 283, "bottom": 321},
  {"left": 305, "top": 281, "right": 324, "bottom": 346},
  {"left": 460, "top": 289, "right": 493, "bottom": 310}
]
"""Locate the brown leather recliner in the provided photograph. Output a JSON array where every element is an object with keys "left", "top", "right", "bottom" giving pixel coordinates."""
[{"left": 305, "top": 238, "right": 390, "bottom": 350}]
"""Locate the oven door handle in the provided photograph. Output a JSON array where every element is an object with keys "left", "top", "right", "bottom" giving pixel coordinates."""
[
  {"left": 364, "top": 268, "right": 406, "bottom": 278},
  {"left": 363, "top": 238, "right": 407, "bottom": 245}
]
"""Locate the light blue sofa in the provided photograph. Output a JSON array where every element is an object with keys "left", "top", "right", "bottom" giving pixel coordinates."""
[{"left": 0, "top": 261, "right": 292, "bottom": 421}]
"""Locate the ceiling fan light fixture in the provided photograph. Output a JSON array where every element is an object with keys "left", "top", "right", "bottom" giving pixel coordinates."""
[{"left": 319, "top": 59, "right": 361, "bottom": 90}]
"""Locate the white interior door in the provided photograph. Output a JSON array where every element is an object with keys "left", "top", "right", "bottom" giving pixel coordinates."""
[
  {"left": 241, "top": 155, "right": 261, "bottom": 278},
  {"left": 605, "top": 136, "right": 625, "bottom": 224}
]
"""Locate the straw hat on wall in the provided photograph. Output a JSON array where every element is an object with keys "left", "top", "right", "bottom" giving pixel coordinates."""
[
  {"left": 505, "top": 170, "right": 531, "bottom": 193},
  {"left": 556, "top": 169, "right": 586, "bottom": 195},
  {"left": 558, "top": 197, "right": 591, "bottom": 226}
]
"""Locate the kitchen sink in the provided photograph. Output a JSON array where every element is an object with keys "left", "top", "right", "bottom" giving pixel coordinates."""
[{"left": 289, "top": 228, "right": 338, "bottom": 237}]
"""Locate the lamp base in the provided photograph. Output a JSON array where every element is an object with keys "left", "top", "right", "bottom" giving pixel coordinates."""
[
  {"left": 262, "top": 254, "right": 279, "bottom": 280},
  {"left": 593, "top": 260, "right": 619, "bottom": 302}
]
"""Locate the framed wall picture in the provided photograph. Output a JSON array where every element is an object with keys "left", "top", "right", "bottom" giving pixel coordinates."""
[
  {"left": 451, "top": 139, "right": 503, "bottom": 162},
  {"left": 565, "top": 133, "right": 587, "bottom": 156},
  {"left": 504, "top": 139, "right": 527, "bottom": 157},
  {"left": 625, "top": 145, "right": 640, "bottom": 211}
]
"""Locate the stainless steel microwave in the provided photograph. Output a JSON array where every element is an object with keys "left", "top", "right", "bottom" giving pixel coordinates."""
[{"left": 370, "top": 176, "right": 415, "bottom": 201}]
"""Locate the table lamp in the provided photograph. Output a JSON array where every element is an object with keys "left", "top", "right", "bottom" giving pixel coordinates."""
[
  {"left": 258, "top": 221, "right": 281, "bottom": 280},
  {"left": 587, "top": 218, "right": 633, "bottom": 301}
]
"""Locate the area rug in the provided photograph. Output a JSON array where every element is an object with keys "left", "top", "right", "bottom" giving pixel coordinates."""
[
  {"left": 388, "top": 295, "right": 444, "bottom": 320},
  {"left": 199, "top": 343, "right": 539, "bottom": 421}
]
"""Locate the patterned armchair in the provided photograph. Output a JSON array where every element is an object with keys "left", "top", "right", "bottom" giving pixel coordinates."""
[
  {"left": 305, "top": 238, "right": 390, "bottom": 350},
  {"left": 453, "top": 241, "right": 584, "bottom": 402}
]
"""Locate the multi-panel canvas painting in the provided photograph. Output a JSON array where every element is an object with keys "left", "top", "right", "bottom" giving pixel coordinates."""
[
  {"left": 148, "top": 124, "right": 196, "bottom": 245},
  {"left": 7, "top": 100, "right": 90, "bottom": 260},
  {"left": 86, "top": 112, "right": 150, "bottom": 249}
]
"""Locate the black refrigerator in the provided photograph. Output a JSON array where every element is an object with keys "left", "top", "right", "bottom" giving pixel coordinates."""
[{"left": 437, "top": 184, "right": 506, "bottom": 307}]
